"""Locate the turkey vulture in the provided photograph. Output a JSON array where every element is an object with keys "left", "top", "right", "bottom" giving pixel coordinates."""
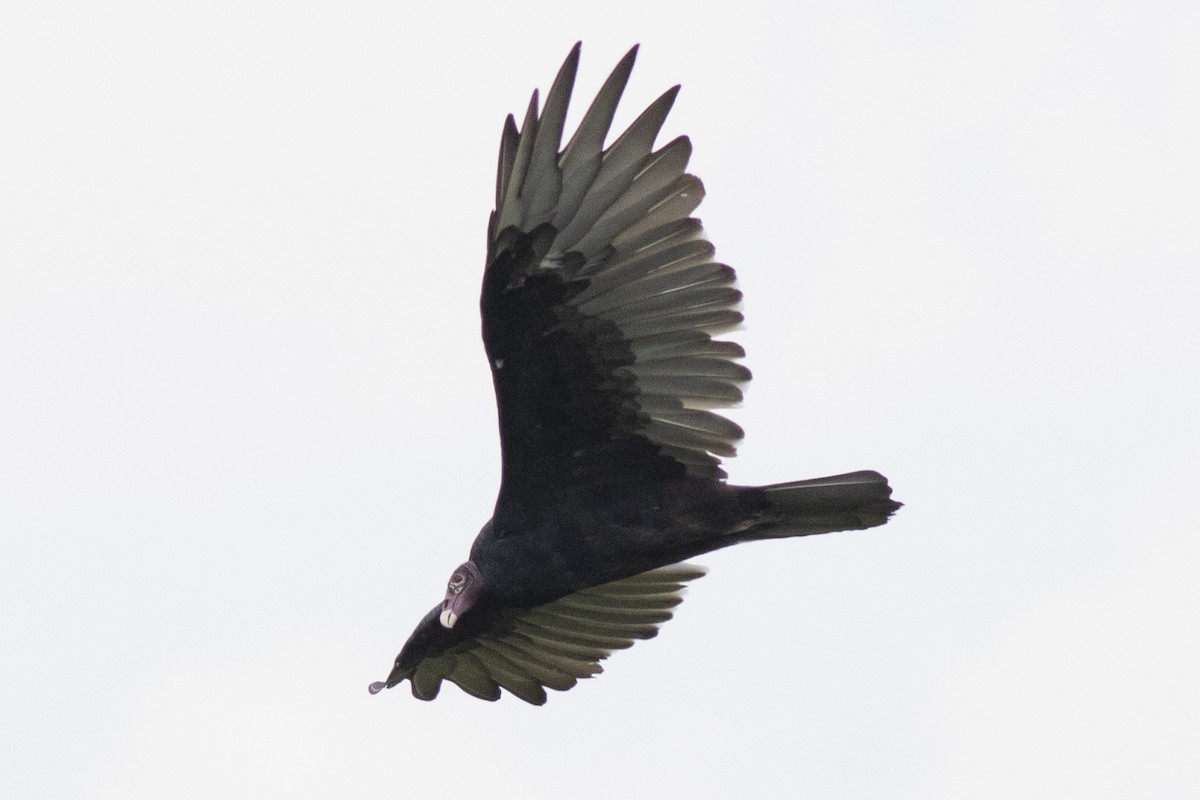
[{"left": 369, "top": 43, "right": 900, "bottom": 705}]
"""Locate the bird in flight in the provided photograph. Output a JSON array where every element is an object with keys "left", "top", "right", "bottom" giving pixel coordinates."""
[{"left": 369, "top": 43, "right": 900, "bottom": 705}]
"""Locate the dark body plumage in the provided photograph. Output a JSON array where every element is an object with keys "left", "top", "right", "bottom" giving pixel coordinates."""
[{"left": 370, "top": 44, "right": 901, "bottom": 705}]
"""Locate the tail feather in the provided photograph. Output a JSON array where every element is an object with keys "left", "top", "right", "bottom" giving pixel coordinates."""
[{"left": 742, "top": 470, "right": 901, "bottom": 540}]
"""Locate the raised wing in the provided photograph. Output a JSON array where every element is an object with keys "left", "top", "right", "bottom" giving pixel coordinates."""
[
  {"left": 404, "top": 563, "right": 706, "bottom": 705},
  {"left": 482, "top": 44, "right": 749, "bottom": 503}
]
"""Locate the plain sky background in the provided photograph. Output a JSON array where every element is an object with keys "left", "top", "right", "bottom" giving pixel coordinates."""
[{"left": 3, "top": 2, "right": 1198, "bottom": 797}]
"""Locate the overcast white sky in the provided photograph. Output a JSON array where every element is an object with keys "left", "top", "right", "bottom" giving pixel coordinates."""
[{"left": 3, "top": 2, "right": 1198, "bottom": 798}]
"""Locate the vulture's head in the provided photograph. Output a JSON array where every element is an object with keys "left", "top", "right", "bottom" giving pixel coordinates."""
[{"left": 439, "top": 560, "right": 483, "bottom": 629}]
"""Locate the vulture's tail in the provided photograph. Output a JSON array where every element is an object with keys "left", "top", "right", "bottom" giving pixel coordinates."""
[{"left": 739, "top": 470, "right": 901, "bottom": 541}]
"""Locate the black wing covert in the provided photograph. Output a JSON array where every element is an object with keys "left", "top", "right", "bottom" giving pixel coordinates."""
[{"left": 482, "top": 44, "right": 750, "bottom": 502}]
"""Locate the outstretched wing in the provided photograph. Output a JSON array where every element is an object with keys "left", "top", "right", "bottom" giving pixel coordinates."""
[
  {"left": 404, "top": 563, "right": 706, "bottom": 705},
  {"left": 482, "top": 44, "right": 749, "bottom": 505}
]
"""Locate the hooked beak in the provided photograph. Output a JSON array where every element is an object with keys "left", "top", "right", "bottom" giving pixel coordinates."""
[{"left": 440, "top": 587, "right": 471, "bottom": 628}]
